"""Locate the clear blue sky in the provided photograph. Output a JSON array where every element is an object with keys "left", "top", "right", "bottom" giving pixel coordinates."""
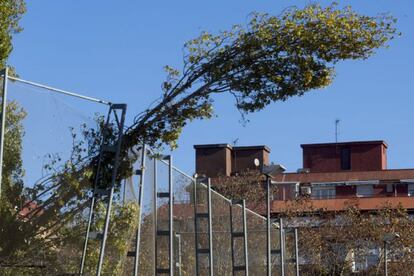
[{"left": 8, "top": 0, "right": 414, "bottom": 176}]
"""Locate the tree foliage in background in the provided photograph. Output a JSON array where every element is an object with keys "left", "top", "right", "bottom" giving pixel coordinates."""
[
  {"left": 0, "top": 101, "right": 26, "bottom": 256},
  {"left": 125, "top": 3, "right": 397, "bottom": 150},
  {"left": 294, "top": 203, "right": 414, "bottom": 275},
  {"left": 212, "top": 170, "right": 266, "bottom": 210},
  {"left": 215, "top": 171, "right": 414, "bottom": 275},
  {"left": 0, "top": 0, "right": 25, "bottom": 72},
  {"left": 0, "top": 0, "right": 27, "bottom": 259}
]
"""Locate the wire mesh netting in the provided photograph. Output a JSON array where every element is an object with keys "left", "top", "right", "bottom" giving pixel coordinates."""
[
  {"left": 1, "top": 75, "right": 287, "bottom": 275},
  {"left": 0, "top": 77, "right": 114, "bottom": 275},
  {"left": 133, "top": 152, "right": 284, "bottom": 276}
]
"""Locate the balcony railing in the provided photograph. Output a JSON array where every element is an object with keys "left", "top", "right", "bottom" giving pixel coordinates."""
[
  {"left": 310, "top": 193, "right": 413, "bottom": 200},
  {"left": 271, "top": 195, "right": 414, "bottom": 212}
]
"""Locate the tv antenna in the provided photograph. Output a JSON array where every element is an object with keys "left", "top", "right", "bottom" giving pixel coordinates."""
[
  {"left": 335, "top": 119, "right": 340, "bottom": 143},
  {"left": 232, "top": 138, "right": 239, "bottom": 146},
  {"left": 232, "top": 138, "right": 239, "bottom": 173}
]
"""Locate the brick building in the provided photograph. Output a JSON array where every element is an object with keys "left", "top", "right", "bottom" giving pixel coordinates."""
[{"left": 194, "top": 141, "right": 414, "bottom": 214}]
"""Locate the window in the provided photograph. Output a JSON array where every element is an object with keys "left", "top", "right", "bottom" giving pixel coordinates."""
[
  {"left": 312, "top": 186, "right": 336, "bottom": 199},
  {"left": 408, "top": 184, "right": 414, "bottom": 196},
  {"left": 341, "top": 148, "right": 351, "bottom": 170},
  {"left": 357, "top": 185, "right": 374, "bottom": 197},
  {"left": 274, "top": 183, "right": 299, "bottom": 200},
  {"left": 354, "top": 247, "right": 380, "bottom": 272}
]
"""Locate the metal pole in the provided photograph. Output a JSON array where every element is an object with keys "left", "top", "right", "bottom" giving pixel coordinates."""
[
  {"left": 153, "top": 157, "right": 158, "bottom": 276},
  {"left": 0, "top": 68, "right": 8, "bottom": 199},
  {"left": 207, "top": 178, "right": 214, "bottom": 276},
  {"left": 242, "top": 200, "right": 249, "bottom": 276},
  {"left": 280, "top": 217, "right": 285, "bottom": 276},
  {"left": 133, "top": 144, "right": 147, "bottom": 276},
  {"left": 96, "top": 104, "right": 127, "bottom": 276},
  {"left": 294, "top": 228, "right": 299, "bottom": 276},
  {"left": 176, "top": 233, "right": 182, "bottom": 276},
  {"left": 79, "top": 105, "right": 113, "bottom": 275},
  {"left": 266, "top": 176, "right": 271, "bottom": 276},
  {"left": 169, "top": 155, "right": 174, "bottom": 276},
  {"left": 79, "top": 196, "right": 96, "bottom": 275},
  {"left": 96, "top": 185, "right": 115, "bottom": 276},
  {"left": 7, "top": 76, "right": 110, "bottom": 105},
  {"left": 230, "top": 202, "right": 236, "bottom": 275},
  {"left": 384, "top": 241, "right": 388, "bottom": 276},
  {"left": 193, "top": 178, "right": 200, "bottom": 276}
]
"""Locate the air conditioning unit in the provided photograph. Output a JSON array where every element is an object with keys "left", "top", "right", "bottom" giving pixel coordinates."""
[
  {"left": 297, "top": 168, "right": 310, "bottom": 173},
  {"left": 301, "top": 186, "right": 312, "bottom": 196}
]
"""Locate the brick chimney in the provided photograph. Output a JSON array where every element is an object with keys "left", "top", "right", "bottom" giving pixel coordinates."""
[
  {"left": 194, "top": 144, "right": 270, "bottom": 178},
  {"left": 194, "top": 144, "right": 232, "bottom": 177},
  {"left": 232, "top": 146, "right": 270, "bottom": 174},
  {"left": 301, "top": 140, "right": 388, "bottom": 173}
]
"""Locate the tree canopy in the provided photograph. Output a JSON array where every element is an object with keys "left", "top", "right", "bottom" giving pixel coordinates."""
[
  {"left": 0, "top": 0, "right": 25, "bottom": 70},
  {"left": 125, "top": 3, "right": 397, "bottom": 150}
]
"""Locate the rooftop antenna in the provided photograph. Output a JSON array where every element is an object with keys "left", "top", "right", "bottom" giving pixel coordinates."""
[
  {"left": 232, "top": 138, "right": 239, "bottom": 174},
  {"left": 232, "top": 138, "right": 239, "bottom": 146},
  {"left": 335, "top": 119, "right": 340, "bottom": 143}
]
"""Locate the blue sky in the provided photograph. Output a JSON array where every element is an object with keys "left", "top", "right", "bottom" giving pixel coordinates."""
[{"left": 8, "top": 0, "right": 414, "bottom": 176}]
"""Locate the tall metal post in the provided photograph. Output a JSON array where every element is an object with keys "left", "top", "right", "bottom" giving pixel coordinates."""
[
  {"left": 153, "top": 157, "right": 158, "bottom": 276},
  {"left": 230, "top": 199, "right": 249, "bottom": 275},
  {"left": 279, "top": 218, "right": 285, "bottom": 276},
  {"left": 193, "top": 178, "right": 200, "bottom": 275},
  {"left": 207, "top": 178, "right": 214, "bottom": 276},
  {"left": 154, "top": 155, "right": 173, "bottom": 275},
  {"left": 294, "top": 228, "right": 299, "bottom": 276},
  {"left": 96, "top": 104, "right": 127, "bottom": 276},
  {"left": 266, "top": 176, "right": 271, "bottom": 276},
  {"left": 79, "top": 104, "right": 127, "bottom": 275},
  {"left": 230, "top": 203, "right": 236, "bottom": 273},
  {"left": 0, "top": 67, "right": 8, "bottom": 198},
  {"left": 384, "top": 241, "right": 388, "bottom": 276},
  {"left": 79, "top": 196, "right": 96, "bottom": 275},
  {"left": 96, "top": 185, "right": 116, "bottom": 275},
  {"left": 133, "top": 144, "right": 147, "bottom": 276},
  {"left": 242, "top": 200, "right": 249, "bottom": 276},
  {"left": 194, "top": 177, "right": 213, "bottom": 276},
  {"left": 79, "top": 105, "right": 111, "bottom": 275},
  {"left": 176, "top": 233, "right": 182, "bottom": 276},
  {"left": 169, "top": 155, "right": 174, "bottom": 276}
]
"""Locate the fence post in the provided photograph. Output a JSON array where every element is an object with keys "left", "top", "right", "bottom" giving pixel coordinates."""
[
  {"left": 133, "top": 144, "right": 147, "bottom": 276},
  {"left": 266, "top": 176, "right": 271, "bottom": 276},
  {"left": 153, "top": 157, "right": 158, "bottom": 275},
  {"left": 280, "top": 217, "right": 285, "bottom": 276},
  {"left": 169, "top": 155, "right": 174, "bottom": 276},
  {"left": 207, "top": 178, "right": 214, "bottom": 276},
  {"left": 295, "top": 228, "right": 299, "bottom": 276},
  {"left": 0, "top": 67, "right": 8, "bottom": 198}
]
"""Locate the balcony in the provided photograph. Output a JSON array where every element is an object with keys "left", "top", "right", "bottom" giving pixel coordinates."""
[{"left": 270, "top": 195, "right": 414, "bottom": 213}]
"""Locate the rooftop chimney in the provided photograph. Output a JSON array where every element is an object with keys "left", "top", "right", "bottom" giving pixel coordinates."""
[
  {"left": 301, "top": 140, "right": 388, "bottom": 173},
  {"left": 194, "top": 144, "right": 271, "bottom": 178}
]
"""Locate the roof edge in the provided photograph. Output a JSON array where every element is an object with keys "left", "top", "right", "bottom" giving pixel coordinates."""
[
  {"left": 194, "top": 143, "right": 232, "bottom": 149},
  {"left": 233, "top": 145, "right": 271, "bottom": 153},
  {"left": 194, "top": 144, "right": 271, "bottom": 152},
  {"left": 301, "top": 140, "right": 388, "bottom": 149}
]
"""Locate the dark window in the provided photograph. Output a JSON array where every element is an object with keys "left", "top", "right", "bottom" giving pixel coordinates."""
[{"left": 341, "top": 148, "right": 351, "bottom": 170}]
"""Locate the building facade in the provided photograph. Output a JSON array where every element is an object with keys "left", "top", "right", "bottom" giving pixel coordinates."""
[
  {"left": 194, "top": 141, "right": 414, "bottom": 272},
  {"left": 195, "top": 141, "right": 414, "bottom": 213}
]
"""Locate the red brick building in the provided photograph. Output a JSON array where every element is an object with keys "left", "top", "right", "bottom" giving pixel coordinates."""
[{"left": 194, "top": 141, "right": 414, "bottom": 214}]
